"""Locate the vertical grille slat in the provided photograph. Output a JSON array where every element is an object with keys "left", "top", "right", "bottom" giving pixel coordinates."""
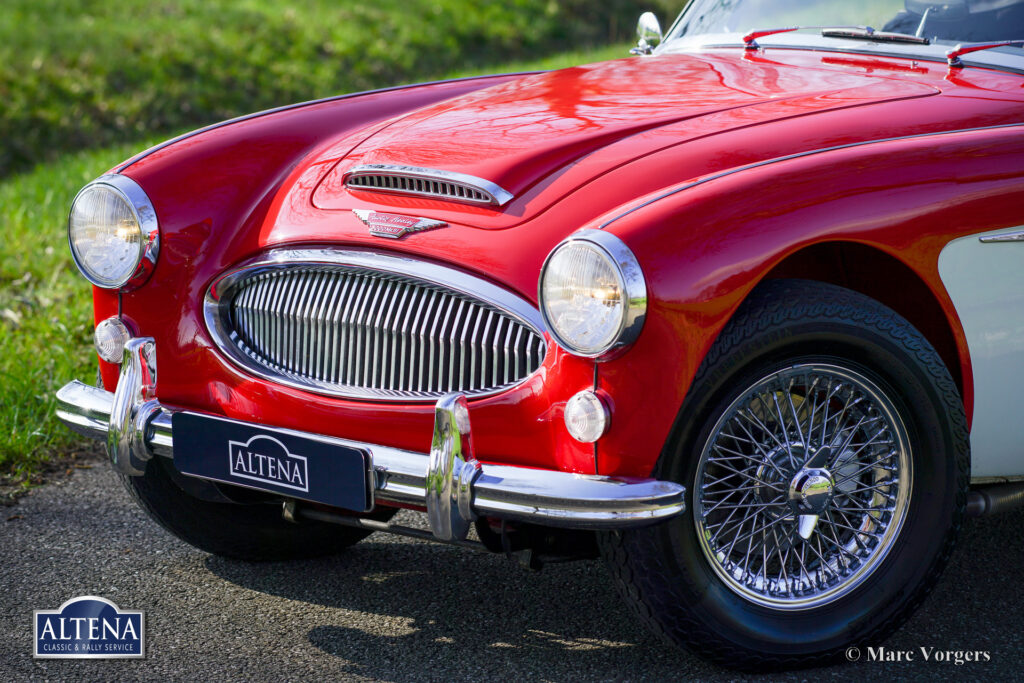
[
  {"left": 292, "top": 271, "right": 311, "bottom": 374},
  {"left": 314, "top": 273, "right": 338, "bottom": 382},
  {"left": 224, "top": 264, "right": 545, "bottom": 399},
  {"left": 327, "top": 273, "right": 352, "bottom": 384},
  {"left": 407, "top": 288, "right": 430, "bottom": 393},
  {"left": 352, "top": 275, "right": 376, "bottom": 388},
  {"left": 374, "top": 280, "right": 401, "bottom": 390},
  {"left": 262, "top": 276, "right": 276, "bottom": 365},
  {"left": 296, "top": 272, "right": 311, "bottom": 377},
  {"left": 452, "top": 300, "right": 469, "bottom": 392},
  {"left": 490, "top": 314, "right": 502, "bottom": 389},
  {"left": 469, "top": 309, "right": 487, "bottom": 393},
  {"left": 343, "top": 275, "right": 370, "bottom": 386},
  {"left": 258, "top": 275, "right": 270, "bottom": 363},
  {"left": 420, "top": 291, "right": 444, "bottom": 393},
  {"left": 385, "top": 283, "right": 406, "bottom": 391},
  {"left": 436, "top": 295, "right": 457, "bottom": 393},
  {"left": 397, "top": 285, "right": 422, "bottom": 392},
  {"left": 301, "top": 272, "right": 324, "bottom": 380},
  {"left": 425, "top": 291, "right": 441, "bottom": 393},
  {"left": 513, "top": 326, "right": 524, "bottom": 380},
  {"left": 503, "top": 319, "right": 514, "bottom": 385},
  {"left": 281, "top": 273, "right": 302, "bottom": 371},
  {"left": 279, "top": 273, "right": 296, "bottom": 371}
]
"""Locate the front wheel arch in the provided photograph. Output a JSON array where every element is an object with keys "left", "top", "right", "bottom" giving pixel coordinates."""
[{"left": 760, "top": 241, "right": 968, "bottom": 406}]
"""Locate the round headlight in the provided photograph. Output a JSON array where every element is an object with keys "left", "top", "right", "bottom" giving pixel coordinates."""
[
  {"left": 68, "top": 175, "right": 159, "bottom": 289},
  {"left": 539, "top": 230, "right": 646, "bottom": 359}
]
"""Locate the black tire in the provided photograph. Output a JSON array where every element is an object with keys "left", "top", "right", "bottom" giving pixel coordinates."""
[
  {"left": 122, "top": 455, "right": 392, "bottom": 561},
  {"left": 598, "top": 279, "right": 969, "bottom": 670}
]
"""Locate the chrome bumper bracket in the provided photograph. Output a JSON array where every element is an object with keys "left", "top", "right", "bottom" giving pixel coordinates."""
[
  {"left": 107, "top": 338, "right": 159, "bottom": 477},
  {"left": 55, "top": 340, "right": 686, "bottom": 531},
  {"left": 427, "top": 394, "right": 482, "bottom": 541}
]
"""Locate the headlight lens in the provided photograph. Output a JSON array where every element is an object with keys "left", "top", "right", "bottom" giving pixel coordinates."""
[
  {"left": 539, "top": 230, "right": 646, "bottom": 358},
  {"left": 68, "top": 175, "right": 159, "bottom": 289}
]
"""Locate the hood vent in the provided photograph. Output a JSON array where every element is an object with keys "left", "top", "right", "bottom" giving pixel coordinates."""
[{"left": 343, "top": 164, "right": 514, "bottom": 206}]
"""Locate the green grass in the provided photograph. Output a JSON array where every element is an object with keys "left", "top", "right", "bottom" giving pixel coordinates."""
[
  {"left": 0, "top": 138, "right": 154, "bottom": 480},
  {"left": 0, "top": 41, "right": 630, "bottom": 483},
  {"left": 0, "top": 0, "right": 655, "bottom": 175}
]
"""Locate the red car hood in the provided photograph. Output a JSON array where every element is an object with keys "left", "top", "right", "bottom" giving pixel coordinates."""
[{"left": 312, "top": 52, "right": 938, "bottom": 226}]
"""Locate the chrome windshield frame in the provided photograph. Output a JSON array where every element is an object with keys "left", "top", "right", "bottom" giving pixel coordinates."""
[
  {"left": 655, "top": 30, "right": 1024, "bottom": 74},
  {"left": 657, "top": 0, "right": 1024, "bottom": 75}
]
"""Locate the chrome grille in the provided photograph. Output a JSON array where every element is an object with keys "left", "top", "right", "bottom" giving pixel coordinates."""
[
  {"left": 343, "top": 164, "right": 514, "bottom": 206},
  {"left": 211, "top": 255, "right": 547, "bottom": 401}
]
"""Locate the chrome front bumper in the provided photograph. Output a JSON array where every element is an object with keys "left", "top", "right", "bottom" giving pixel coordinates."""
[{"left": 55, "top": 338, "right": 685, "bottom": 540}]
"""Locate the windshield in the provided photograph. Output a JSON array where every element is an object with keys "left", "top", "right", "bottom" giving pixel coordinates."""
[{"left": 664, "top": 0, "right": 1024, "bottom": 64}]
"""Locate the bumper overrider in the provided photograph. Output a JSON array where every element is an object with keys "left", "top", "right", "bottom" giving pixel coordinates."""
[{"left": 55, "top": 338, "right": 685, "bottom": 541}]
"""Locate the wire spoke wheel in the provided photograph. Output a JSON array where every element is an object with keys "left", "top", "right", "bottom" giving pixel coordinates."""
[
  {"left": 599, "top": 282, "right": 968, "bottom": 667},
  {"left": 694, "top": 363, "right": 912, "bottom": 609}
]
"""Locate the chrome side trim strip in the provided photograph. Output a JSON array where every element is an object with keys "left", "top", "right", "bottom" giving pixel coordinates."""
[
  {"left": 53, "top": 378, "right": 687, "bottom": 531},
  {"left": 600, "top": 122, "right": 1024, "bottom": 229},
  {"left": 344, "top": 164, "right": 515, "bottom": 206},
  {"left": 979, "top": 230, "right": 1024, "bottom": 243},
  {"left": 971, "top": 475, "right": 1024, "bottom": 484}
]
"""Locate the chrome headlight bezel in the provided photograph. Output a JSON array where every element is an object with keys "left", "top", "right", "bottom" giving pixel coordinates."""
[
  {"left": 538, "top": 229, "right": 647, "bottom": 360},
  {"left": 68, "top": 174, "right": 160, "bottom": 290}
]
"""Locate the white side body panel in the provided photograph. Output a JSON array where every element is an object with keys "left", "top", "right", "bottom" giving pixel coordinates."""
[{"left": 938, "top": 227, "right": 1024, "bottom": 479}]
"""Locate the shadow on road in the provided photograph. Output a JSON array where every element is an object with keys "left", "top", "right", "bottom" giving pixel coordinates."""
[
  {"left": 205, "top": 534, "right": 693, "bottom": 680},
  {"left": 203, "top": 507, "right": 1024, "bottom": 680}
]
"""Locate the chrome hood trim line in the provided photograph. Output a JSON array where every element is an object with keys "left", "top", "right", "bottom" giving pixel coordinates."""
[{"left": 600, "top": 122, "right": 1024, "bottom": 229}]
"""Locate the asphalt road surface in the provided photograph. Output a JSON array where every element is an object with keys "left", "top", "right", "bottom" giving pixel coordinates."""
[{"left": 1, "top": 463, "right": 1021, "bottom": 682}]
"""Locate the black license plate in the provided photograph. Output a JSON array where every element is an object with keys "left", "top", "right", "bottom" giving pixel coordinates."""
[{"left": 172, "top": 412, "right": 372, "bottom": 512}]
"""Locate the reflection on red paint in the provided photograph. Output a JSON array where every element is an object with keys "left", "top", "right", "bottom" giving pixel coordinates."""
[{"left": 105, "top": 49, "right": 1023, "bottom": 478}]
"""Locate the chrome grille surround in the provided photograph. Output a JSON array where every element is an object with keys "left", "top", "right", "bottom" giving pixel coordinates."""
[
  {"left": 204, "top": 249, "right": 547, "bottom": 401},
  {"left": 343, "top": 164, "right": 514, "bottom": 206}
]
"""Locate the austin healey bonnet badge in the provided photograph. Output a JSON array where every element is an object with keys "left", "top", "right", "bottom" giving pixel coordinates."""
[{"left": 353, "top": 209, "right": 447, "bottom": 239}]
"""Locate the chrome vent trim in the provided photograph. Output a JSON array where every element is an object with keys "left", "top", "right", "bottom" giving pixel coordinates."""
[
  {"left": 343, "top": 164, "right": 514, "bottom": 206},
  {"left": 204, "top": 249, "right": 546, "bottom": 401}
]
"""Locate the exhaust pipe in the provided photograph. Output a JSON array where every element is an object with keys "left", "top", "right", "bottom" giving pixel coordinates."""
[{"left": 966, "top": 482, "right": 1024, "bottom": 517}]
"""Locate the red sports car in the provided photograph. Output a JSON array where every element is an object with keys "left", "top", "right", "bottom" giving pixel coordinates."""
[{"left": 56, "top": 0, "right": 1024, "bottom": 669}]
